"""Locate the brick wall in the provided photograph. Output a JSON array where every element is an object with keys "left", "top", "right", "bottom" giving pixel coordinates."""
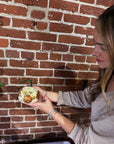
[{"left": 0, "top": 0, "right": 113, "bottom": 143}]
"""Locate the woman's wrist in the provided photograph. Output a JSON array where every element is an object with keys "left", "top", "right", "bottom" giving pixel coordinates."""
[{"left": 48, "top": 108, "right": 57, "bottom": 119}]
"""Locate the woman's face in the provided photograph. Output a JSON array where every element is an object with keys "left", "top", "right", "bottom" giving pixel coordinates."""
[{"left": 92, "top": 30, "right": 110, "bottom": 69}]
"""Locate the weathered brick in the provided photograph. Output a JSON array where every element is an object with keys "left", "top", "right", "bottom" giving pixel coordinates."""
[
  {"left": 26, "top": 69, "right": 53, "bottom": 76},
  {"left": 0, "top": 59, "right": 7, "bottom": 67},
  {"left": 13, "top": 18, "right": 34, "bottom": 29},
  {"left": 10, "top": 109, "right": 35, "bottom": 115},
  {"left": 21, "top": 51, "right": 34, "bottom": 60},
  {"left": 36, "top": 52, "right": 48, "bottom": 60},
  {"left": 96, "top": 0, "right": 114, "bottom": 7},
  {"left": 79, "top": 0, "right": 94, "bottom": 4},
  {"left": 40, "top": 78, "right": 64, "bottom": 85},
  {"left": 31, "top": 10, "right": 46, "bottom": 19},
  {"left": 87, "top": 56, "right": 96, "bottom": 63},
  {"left": 0, "top": 4, "right": 27, "bottom": 16},
  {"left": 42, "top": 43, "right": 69, "bottom": 52},
  {"left": 0, "top": 16, "right": 10, "bottom": 26},
  {"left": 40, "top": 61, "right": 65, "bottom": 69},
  {"left": 59, "top": 35, "right": 84, "bottom": 45},
  {"left": 0, "top": 49, "right": 4, "bottom": 57},
  {"left": 4, "top": 129, "right": 29, "bottom": 135},
  {"left": 75, "top": 55, "right": 86, "bottom": 62},
  {"left": 6, "top": 50, "right": 19, "bottom": 58},
  {"left": 15, "top": 0, "right": 48, "bottom": 7},
  {"left": 10, "top": 59, "right": 38, "bottom": 68},
  {"left": 80, "top": 5, "right": 104, "bottom": 16},
  {"left": 63, "top": 54, "right": 73, "bottom": 61},
  {"left": 28, "top": 31, "right": 57, "bottom": 42},
  {"left": 3, "top": 68, "right": 24, "bottom": 76},
  {"left": 64, "top": 14, "right": 90, "bottom": 25},
  {"left": 0, "top": 102, "right": 20, "bottom": 108},
  {"left": 75, "top": 26, "right": 94, "bottom": 35},
  {"left": 11, "top": 40, "right": 41, "bottom": 50},
  {"left": 0, "top": 38, "right": 8, "bottom": 47},
  {"left": 0, "top": 28, "right": 26, "bottom": 38},
  {"left": 48, "top": 11, "right": 63, "bottom": 21},
  {"left": 49, "top": 0, "right": 79, "bottom": 12},
  {"left": 50, "top": 53, "right": 61, "bottom": 61},
  {"left": 36, "top": 22, "right": 48, "bottom": 30},
  {"left": 66, "top": 63, "right": 89, "bottom": 71},
  {"left": 70, "top": 46, "right": 93, "bottom": 55},
  {"left": 49, "top": 23, "right": 73, "bottom": 33},
  {"left": 54, "top": 70, "right": 77, "bottom": 78}
]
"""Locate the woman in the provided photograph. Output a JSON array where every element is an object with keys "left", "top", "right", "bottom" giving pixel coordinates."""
[{"left": 27, "top": 5, "right": 114, "bottom": 144}]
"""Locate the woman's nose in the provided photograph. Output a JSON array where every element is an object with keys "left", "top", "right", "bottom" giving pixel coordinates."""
[{"left": 92, "top": 45, "right": 100, "bottom": 57}]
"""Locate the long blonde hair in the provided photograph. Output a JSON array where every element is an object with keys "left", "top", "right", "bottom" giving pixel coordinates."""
[{"left": 90, "top": 5, "right": 114, "bottom": 111}]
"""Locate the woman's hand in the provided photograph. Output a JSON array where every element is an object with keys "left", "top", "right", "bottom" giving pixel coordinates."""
[{"left": 27, "top": 96, "right": 54, "bottom": 114}]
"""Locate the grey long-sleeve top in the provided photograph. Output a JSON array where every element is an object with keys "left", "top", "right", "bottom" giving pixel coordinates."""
[{"left": 57, "top": 87, "right": 114, "bottom": 144}]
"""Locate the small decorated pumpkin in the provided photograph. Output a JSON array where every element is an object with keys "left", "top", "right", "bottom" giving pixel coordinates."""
[{"left": 18, "top": 79, "right": 40, "bottom": 103}]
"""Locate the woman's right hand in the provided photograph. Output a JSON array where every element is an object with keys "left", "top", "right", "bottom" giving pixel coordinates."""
[{"left": 33, "top": 86, "right": 58, "bottom": 103}]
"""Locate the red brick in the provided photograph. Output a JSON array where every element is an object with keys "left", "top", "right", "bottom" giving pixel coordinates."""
[
  {"left": 4, "top": 129, "right": 29, "bottom": 135},
  {"left": 64, "top": 14, "right": 90, "bottom": 25},
  {"left": 70, "top": 46, "right": 93, "bottom": 55},
  {"left": 87, "top": 56, "right": 96, "bottom": 63},
  {"left": 0, "top": 16, "right": 10, "bottom": 26},
  {"left": 31, "top": 10, "right": 45, "bottom": 19},
  {"left": 15, "top": 0, "right": 48, "bottom": 7},
  {"left": 63, "top": 54, "right": 73, "bottom": 61},
  {"left": 0, "top": 49, "right": 4, "bottom": 57},
  {"left": 58, "top": 35, "right": 84, "bottom": 45},
  {"left": 79, "top": 0, "right": 94, "bottom": 4},
  {"left": 25, "top": 116, "right": 36, "bottom": 121},
  {"left": 10, "top": 59, "right": 38, "bottom": 68},
  {"left": 11, "top": 134, "right": 33, "bottom": 140},
  {"left": 66, "top": 63, "right": 89, "bottom": 71},
  {"left": 12, "top": 122, "right": 36, "bottom": 128},
  {"left": 0, "top": 94, "right": 8, "bottom": 101},
  {"left": 0, "top": 123, "right": 10, "bottom": 129},
  {"left": 42, "top": 43, "right": 69, "bottom": 52},
  {"left": 80, "top": 5, "right": 104, "bottom": 16},
  {"left": 26, "top": 69, "right": 53, "bottom": 76},
  {"left": 48, "top": 11, "right": 63, "bottom": 21},
  {"left": 96, "top": 0, "right": 114, "bottom": 7},
  {"left": 40, "top": 78, "right": 64, "bottom": 85},
  {"left": 36, "top": 52, "right": 48, "bottom": 60},
  {"left": 90, "top": 64, "right": 98, "bottom": 71},
  {"left": 0, "top": 110, "right": 8, "bottom": 116},
  {"left": 0, "top": 59, "right": 7, "bottom": 67},
  {"left": 21, "top": 51, "right": 34, "bottom": 60},
  {"left": 3, "top": 68, "right": 24, "bottom": 76},
  {"left": 6, "top": 50, "right": 19, "bottom": 58},
  {"left": 75, "top": 26, "right": 94, "bottom": 35},
  {"left": 54, "top": 70, "right": 77, "bottom": 78},
  {"left": 11, "top": 116, "right": 23, "bottom": 121},
  {"left": 0, "top": 4, "right": 27, "bottom": 16},
  {"left": 31, "top": 128, "right": 51, "bottom": 133},
  {"left": 28, "top": 31, "right": 56, "bottom": 42},
  {"left": 9, "top": 94, "right": 19, "bottom": 100},
  {"left": 10, "top": 77, "right": 37, "bottom": 85},
  {"left": 50, "top": 53, "right": 61, "bottom": 61},
  {"left": 75, "top": 55, "right": 86, "bottom": 62},
  {"left": 37, "top": 121, "right": 58, "bottom": 126},
  {"left": 0, "top": 38, "right": 8, "bottom": 47},
  {"left": 36, "top": 22, "right": 48, "bottom": 30},
  {"left": 86, "top": 38, "right": 95, "bottom": 46},
  {"left": 0, "top": 28, "right": 26, "bottom": 38},
  {"left": 49, "top": 0, "right": 78, "bottom": 12},
  {"left": 0, "top": 117, "right": 10, "bottom": 122},
  {"left": 11, "top": 40, "right": 41, "bottom": 50},
  {"left": 10, "top": 109, "right": 35, "bottom": 115},
  {"left": 49, "top": 23, "right": 73, "bottom": 33},
  {"left": 78, "top": 72, "right": 99, "bottom": 79},
  {"left": 40, "top": 61, "right": 65, "bottom": 69},
  {"left": 0, "top": 102, "right": 20, "bottom": 108},
  {"left": 13, "top": 18, "right": 34, "bottom": 29}
]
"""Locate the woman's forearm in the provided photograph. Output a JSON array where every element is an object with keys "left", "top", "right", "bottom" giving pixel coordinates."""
[
  {"left": 52, "top": 110, "right": 75, "bottom": 134},
  {"left": 47, "top": 91, "right": 58, "bottom": 102}
]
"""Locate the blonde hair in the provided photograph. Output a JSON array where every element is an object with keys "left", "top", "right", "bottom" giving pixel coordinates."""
[{"left": 90, "top": 5, "right": 114, "bottom": 112}]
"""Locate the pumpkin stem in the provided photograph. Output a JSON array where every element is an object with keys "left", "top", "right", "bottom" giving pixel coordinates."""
[{"left": 20, "top": 79, "right": 32, "bottom": 87}]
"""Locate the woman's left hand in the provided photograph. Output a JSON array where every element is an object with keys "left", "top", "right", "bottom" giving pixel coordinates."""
[{"left": 27, "top": 96, "right": 54, "bottom": 114}]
